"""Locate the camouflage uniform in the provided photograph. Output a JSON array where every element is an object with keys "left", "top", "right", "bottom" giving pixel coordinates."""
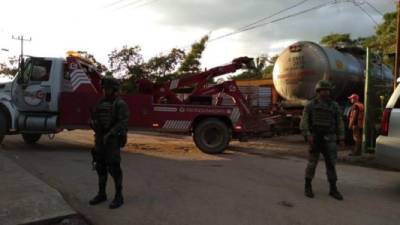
[
  {"left": 301, "top": 98, "right": 344, "bottom": 181},
  {"left": 300, "top": 80, "right": 345, "bottom": 200},
  {"left": 92, "top": 97, "right": 129, "bottom": 165},
  {"left": 90, "top": 78, "right": 129, "bottom": 209}
]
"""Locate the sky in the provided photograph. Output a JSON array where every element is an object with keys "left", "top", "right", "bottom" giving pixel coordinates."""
[{"left": 0, "top": 0, "right": 397, "bottom": 81}]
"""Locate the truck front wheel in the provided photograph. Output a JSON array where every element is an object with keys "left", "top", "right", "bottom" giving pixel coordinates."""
[
  {"left": 0, "top": 112, "right": 6, "bottom": 144},
  {"left": 22, "top": 133, "right": 42, "bottom": 144},
  {"left": 193, "top": 118, "right": 231, "bottom": 154}
]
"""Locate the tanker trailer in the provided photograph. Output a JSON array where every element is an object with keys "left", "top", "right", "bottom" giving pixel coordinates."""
[
  {"left": 273, "top": 41, "right": 392, "bottom": 106},
  {"left": 271, "top": 41, "right": 393, "bottom": 139}
]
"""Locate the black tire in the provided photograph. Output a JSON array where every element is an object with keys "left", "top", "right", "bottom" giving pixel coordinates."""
[
  {"left": 0, "top": 112, "right": 6, "bottom": 144},
  {"left": 22, "top": 133, "right": 42, "bottom": 144},
  {"left": 193, "top": 118, "right": 231, "bottom": 154}
]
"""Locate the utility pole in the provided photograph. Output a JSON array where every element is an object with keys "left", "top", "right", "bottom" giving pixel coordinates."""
[
  {"left": 363, "top": 48, "right": 372, "bottom": 154},
  {"left": 12, "top": 35, "right": 31, "bottom": 68},
  {"left": 394, "top": 1, "right": 400, "bottom": 89}
]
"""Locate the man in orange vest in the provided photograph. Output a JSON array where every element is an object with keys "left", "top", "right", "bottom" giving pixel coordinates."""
[{"left": 348, "top": 94, "right": 364, "bottom": 156}]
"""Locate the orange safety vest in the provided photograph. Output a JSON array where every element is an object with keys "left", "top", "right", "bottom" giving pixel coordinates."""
[{"left": 349, "top": 102, "right": 364, "bottom": 128}]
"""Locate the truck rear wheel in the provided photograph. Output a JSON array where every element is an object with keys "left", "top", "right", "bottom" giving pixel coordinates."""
[
  {"left": 22, "top": 133, "right": 42, "bottom": 144},
  {"left": 193, "top": 118, "right": 231, "bottom": 154},
  {"left": 0, "top": 112, "right": 6, "bottom": 144}
]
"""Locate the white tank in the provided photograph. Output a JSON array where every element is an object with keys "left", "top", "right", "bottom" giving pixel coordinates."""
[{"left": 273, "top": 41, "right": 392, "bottom": 103}]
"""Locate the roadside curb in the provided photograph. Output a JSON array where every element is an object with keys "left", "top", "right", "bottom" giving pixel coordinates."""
[
  {"left": 21, "top": 214, "right": 91, "bottom": 225},
  {"left": 0, "top": 151, "right": 78, "bottom": 225}
]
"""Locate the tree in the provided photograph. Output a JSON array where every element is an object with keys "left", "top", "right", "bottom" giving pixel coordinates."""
[
  {"left": 320, "top": 12, "right": 396, "bottom": 55},
  {"left": 374, "top": 12, "right": 397, "bottom": 55},
  {"left": 108, "top": 46, "right": 186, "bottom": 93},
  {"left": 263, "top": 55, "right": 278, "bottom": 79},
  {"left": 77, "top": 51, "right": 108, "bottom": 74},
  {"left": 0, "top": 56, "right": 19, "bottom": 78},
  {"left": 108, "top": 36, "right": 210, "bottom": 93},
  {"left": 146, "top": 48, "right": 185, "bottom": 82},
  {"left": 177, "top": 35, "right": 209, "bottom": 74},
  {"left": 108, "top": 46, "right": 148, "bottom": 93},
  {"left": 320, "top": 33, "right": 355, "bottom": 47},
  {"left": 356, "top": 36, "right": 377, "bottom": 49},
  {"left": 355, "top": 12, "right": 397, "bottom": 67},
  {"left": 108, "top": 45, "right": 147, "bottom": 79},
  {"left": 232, "top": 55, "right": 277, "bottom": 80}
]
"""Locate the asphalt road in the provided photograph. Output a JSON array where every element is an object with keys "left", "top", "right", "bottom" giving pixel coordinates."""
[{"left": 1, "top": 130, "right": 400, "bottom": 225}]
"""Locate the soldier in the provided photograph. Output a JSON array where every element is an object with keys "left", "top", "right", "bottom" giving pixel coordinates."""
[
  {"left": 300, "top": 80, "right": 345, "bottom": 200},
  {"left": 90, "top": 77, "right": 129, "bottom": 209},
  {"left": 348, "top": 93, "right": 364, "bottom": 156}
]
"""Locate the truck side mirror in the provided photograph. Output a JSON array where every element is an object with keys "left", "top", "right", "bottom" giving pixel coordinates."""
[
  {"left": 17, "top": 71, "right": 26, "bottom": 86},
  {"left": 16, "top": 59, "right": 27, "bottom": 86},
  {"left": 17, "top": 73, "right": 24, "bottom": 85}
]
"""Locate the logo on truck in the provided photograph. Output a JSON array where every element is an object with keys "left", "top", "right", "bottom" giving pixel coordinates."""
[{"left": 23, "top": 85, "right": 44, "bottom": 106}]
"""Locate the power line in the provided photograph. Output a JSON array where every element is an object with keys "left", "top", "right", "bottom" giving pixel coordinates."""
[
  {"left": 157, "top": 0, "right": 313, "bottom": 54},
  {"left": 364, "top": 0, "right": 384, "bottom": 16},
  {"left": 131, "top": 0, "right": 161, "bottom": 10},
  {"left": 237, "top": 0, "right": 310, "bottom": 32},
  {"left": 209, "top": 1, "right": 338, "bottom": 42},
  {"left": 114, "top": 0, "right": 160, "bottom": 11},
  {"left": 161, "top": 0, "right": 380, "bottom": 54},
  {"left": 355, "top": 2, "right": 379, "bottom": 25},
  {"left": 169, "top": 0, "right": 345, "bottom": 52}
]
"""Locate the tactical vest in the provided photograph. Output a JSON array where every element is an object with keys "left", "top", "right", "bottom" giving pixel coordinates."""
[
  {"left": 310, "top": 100, "right": 337, "bottom": 134},
  {"left": 96, "top": 100, "right": 114, "bottom": 130}
]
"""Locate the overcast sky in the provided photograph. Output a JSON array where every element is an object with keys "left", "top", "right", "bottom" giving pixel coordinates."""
[{"left": 0, "top": 0, "right": 397, "bottom": 81}]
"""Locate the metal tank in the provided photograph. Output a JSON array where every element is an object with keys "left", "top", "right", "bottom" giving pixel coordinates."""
[{"left": 272, "top": 41, "right": 393, "bottom": 105}]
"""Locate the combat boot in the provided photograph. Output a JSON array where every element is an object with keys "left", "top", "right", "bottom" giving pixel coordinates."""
[
  {"left": 90, "top": 178, "right": 107, "bottom": 205},
  {"left": 304, "top": 178, "right": 314, "bottom": 198},
  {"left": 89, "top": 193, "right": 107, "bottom": 205},
  {"left": 329, "top": 180, "right": 343, "bottom": 201},
  {"left": 109, "top": 191, "right": 124, "bottom": 209}
]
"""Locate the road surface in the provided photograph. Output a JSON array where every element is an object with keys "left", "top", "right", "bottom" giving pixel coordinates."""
[{"left": 1, "top": 130, "right": 399, "bottom": 225}]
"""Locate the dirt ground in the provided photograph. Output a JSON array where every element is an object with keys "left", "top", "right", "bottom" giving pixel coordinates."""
[{"left": 56, "top": 130, "right": 369, "bottom": 162}]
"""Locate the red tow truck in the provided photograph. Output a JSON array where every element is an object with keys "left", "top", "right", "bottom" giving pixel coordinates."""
[{"left": 0, "top": 52, "right": 272, "bottom": 154}]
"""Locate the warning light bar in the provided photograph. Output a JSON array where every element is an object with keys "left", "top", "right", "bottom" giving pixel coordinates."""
[{"left": 66, "top": 51, "right": 81, "bottom": 58}]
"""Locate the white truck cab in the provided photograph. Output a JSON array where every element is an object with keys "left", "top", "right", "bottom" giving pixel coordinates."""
[{"left": 0, "top": 57, "right": 65, "bottom": 144}]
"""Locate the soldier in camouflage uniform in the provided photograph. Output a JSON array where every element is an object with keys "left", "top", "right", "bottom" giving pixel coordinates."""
[
  {"left": 90, "top": 77, "right": 130, "bottom": 209},
  {"left": 300, "top": 80, "right": 345, "bottom": 200}
]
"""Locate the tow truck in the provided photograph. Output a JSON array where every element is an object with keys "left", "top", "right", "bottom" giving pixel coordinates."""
[{"left": 0, "top": 52, "right": 272, "bottom": 154}]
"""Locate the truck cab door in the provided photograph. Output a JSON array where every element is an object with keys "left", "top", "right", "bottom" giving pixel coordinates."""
[{"left": 12, "top": 58, "right": 62, "bottom": 112}]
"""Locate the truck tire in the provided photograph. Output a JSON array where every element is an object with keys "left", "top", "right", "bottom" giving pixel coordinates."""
[
  {"left": 22, "top": 133, "right": 42, "bottom": 144},
  {"left": 0, "top": 112, "right": 6, "bottom": 144},
  {"left": 193, "top": 118, "right": 231, "bottom": 154}
]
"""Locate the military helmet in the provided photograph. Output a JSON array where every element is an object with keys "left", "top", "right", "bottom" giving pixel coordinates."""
[
  {"left": 315, "top": 80, "right": 333, "bottom": 92},
  {"left": 101, "top": 77, "right": 120, "bottom": 91}
]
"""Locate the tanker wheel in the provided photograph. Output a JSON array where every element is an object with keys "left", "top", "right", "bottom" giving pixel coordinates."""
[
  {"left": 0, "top": 112, "right": 6, "bottom": 144},
  {"left": 193, "top": 118, "right": 231, "bottom": 154},
  {"left": 22, "top": 133, "right": 42, "bottom": 144}
]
